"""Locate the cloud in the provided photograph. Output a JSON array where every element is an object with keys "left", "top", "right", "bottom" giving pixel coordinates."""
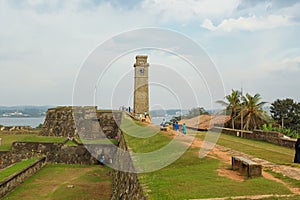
[
  {"left": 263, "top": 56, "right": 300, "bottom": 72},
  {"left": 141, "top": 0, "right": 241, "bottom": 22},
  {"left": 237, "top": 0, "right": 299, "bottom": 10},
  {"left": 201, "top": 15, "right": 294, "bottom": 32}
]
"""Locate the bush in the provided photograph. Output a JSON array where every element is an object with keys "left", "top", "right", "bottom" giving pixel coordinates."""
[
  {"left": 36, "top": 123, "right": 43, "bottom": 128},
  {"left": 261, "top": 123, "right": 299, "bottom": 138}
]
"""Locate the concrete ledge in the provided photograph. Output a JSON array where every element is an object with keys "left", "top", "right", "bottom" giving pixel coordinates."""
[
  {"left": 0, "top": 157, "right": 46, "bottom": 198},
  {"left": 232, "top": 156, "right": 262, "bottom": 177}
]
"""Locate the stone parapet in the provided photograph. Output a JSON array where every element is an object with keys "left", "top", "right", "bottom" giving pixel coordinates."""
[{"left": 0, "top": 157, "right": 46, "bottom": 198}]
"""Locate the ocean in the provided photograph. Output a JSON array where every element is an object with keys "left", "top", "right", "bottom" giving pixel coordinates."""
[{"left": 0, "top": 117, "right": 45, "bottom": 128}]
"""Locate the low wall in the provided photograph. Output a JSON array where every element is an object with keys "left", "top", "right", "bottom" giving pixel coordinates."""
[
  {"left": 10, "top": 142, "right": 119, "bottom": 165},
  {"left": 210, "top": 127, "right": 296, "bottom": 148},
  {"left": 0, "top": 141, "right": 119, "bottom": 169},
  {"left": 0, "top": 125, "right": 32, "bottom": 131},
  {"left": 111, "top": 132, "right": 147, "bottom": 200},
  {"left": 0, "top": 157, "right": 46, "bottom": 198},
  {"left": 0, "top": 151, "right": 22, "bottom": 169}
]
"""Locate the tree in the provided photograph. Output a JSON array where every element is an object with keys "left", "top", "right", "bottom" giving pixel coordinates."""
[
  {"left": 270, "top": 98, "right": 300, "bottom": 132},
  {"left": 241, "top": 93, "right": 268, "bottom": 130},
  {"left": 216, "top": 89, "right": 241, "bottom": 129}
]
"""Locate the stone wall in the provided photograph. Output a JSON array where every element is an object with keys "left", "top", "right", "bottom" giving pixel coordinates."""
[
  {"left": 0, "top": 157, "right": 46, "bottom": 198},
  {"left": 210, "top": 127, "right": 297, "bottom": 148},
  {"left": 10, "top": 142, "right": 118, "bottom": 165},
  {"left": 40, "top": 106, "right": 122, "bottom": 139},
  {"left": 111, "top": 132, "right": 147, "bottom": 200},
  {"left": 0, "top": 151, "right": 20, "bottom": 169},
  {"left": 96, "top": 111, "right": 122, "bottom": 139},
  {"left": 40, "top": 106, "right": 76, "bottom": 137},
  {"left": 0, "top": 125, "right": 32, "bottom": 131},
  {"left": 0, "top": 141, "right": 119, "bottom": 169}
]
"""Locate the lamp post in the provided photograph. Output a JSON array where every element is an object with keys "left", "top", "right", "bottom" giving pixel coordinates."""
[{"left": 281, "top": 114, "right": 287, "bottom": 128}]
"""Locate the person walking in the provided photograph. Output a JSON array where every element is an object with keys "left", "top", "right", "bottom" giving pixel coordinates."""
[
  {"left": 182, "top": 123, "right": 187, "bottom": 136},
  {"left": 294, "top": 138, "right": 300, "bottom": 163},
  {"left": 175, "top": 122, "right": 179, "bottom": 135}
]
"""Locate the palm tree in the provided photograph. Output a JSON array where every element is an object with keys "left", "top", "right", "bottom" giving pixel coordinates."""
[
  {"left": 216, "top": 89, "right": 241, "bottom": 129},
  {"left": 240, "top": 93, "right": 268, "bottom": 130}
]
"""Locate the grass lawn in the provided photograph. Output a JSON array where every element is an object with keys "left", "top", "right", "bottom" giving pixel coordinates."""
[
  {"left": 121, "top": 116, "right": 297, "bottom": 199},
  {"left": 197, "top": 131, "right": 295, "bottom": 165},
  {"left": 139, "top": 146, "right": 292, "bottom": 199},
  {"left": 0, "top": 133, "right": 66, "bottom": 151},
  {"left": 3, "top": 164, "right": 112, "bottom": 200},
  {"left": 121, "top": 115, "right": 173, "bottom": 153},
  {"left": 0, "top": 158, "right": 40, "bottom": 181},
  {"left": 76, "top": 138, "right": 118, "bottom": 146}
]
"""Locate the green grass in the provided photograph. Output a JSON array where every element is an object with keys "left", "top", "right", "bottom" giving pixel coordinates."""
[
  {"left": 76, "top": 138, "right": 118, "bottom": 146},
  {"left": 4, "top": 164, "right": 112, "bottom": 200},
  {"left": 0, "top": 158, "right": 40, "bottom": 181},
  {"left": 139, "top": 146, "right": 292, "bottom": 199},
  {"left": 121, "top": 117, "right": 297, "bottom": 199},
  {"left": 265, "top": 169, "right": 300, "bottom": 189},
  {"left": 64, "top": 140, "right": 78, "bottom": 146},
  {"left": 197, "top": 131, "right": 295, "bottom": 165},
  {"left": 0, "top": 133, "right": 66, "bottom": 151},
  {"left": 121, "top": 115, "right": 173, "bottom": 153}
]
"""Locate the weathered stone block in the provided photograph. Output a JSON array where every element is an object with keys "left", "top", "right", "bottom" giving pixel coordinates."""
[{"left": 232, "top": 156, "right": 262, "bottom": 177}]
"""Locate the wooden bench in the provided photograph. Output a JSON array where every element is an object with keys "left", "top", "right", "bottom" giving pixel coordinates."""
[{"left": 232, "top": 156, "right": 262, "bottom": 177}]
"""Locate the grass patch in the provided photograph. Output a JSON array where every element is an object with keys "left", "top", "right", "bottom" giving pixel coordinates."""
[
  {"left": 199, "top": 131, "right": 295, "bottom": 165},
  {"left": 0, "top": 158, "right": 40, "bottom": 181},
  {"left": 64, "top": 140, "right": 78, "bottom": 146},
  {"left": 139, "top": 147, "right": 291, "bottom": 199},
  {"left": 76, "top": 138, "right": 118, "bottom": 146},
  {"left": 121, "top": 118, "right": 294, "bottom": 199},
  {"left": 265, "top": 169, "right": 300, "bottom": 189},
  {"left": 120, "top": 115, "right": 173, "bottom": 153},
  {"left": 4, "top": 164, "right": 112, "bottom": 200},
  {"left": 0, "top": 133, "right": 66, "bottom": 151}
]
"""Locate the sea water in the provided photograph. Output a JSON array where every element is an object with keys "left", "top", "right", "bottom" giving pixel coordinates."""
[{"left": 0, "top": 117, "right": 45, "bottom": 128}]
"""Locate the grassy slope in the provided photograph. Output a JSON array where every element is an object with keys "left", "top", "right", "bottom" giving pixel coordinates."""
[
  {"left": 201, "top": 131, "right": 295, "bottom": 165},
  {"left": 0, "top": 133, "right": 66, "bottom": 151},
  {"left": 139, "top": 146, "right": 291, "bottom": 199},
  {"left": 0, "top": 158, "right": 39, "bottom": 181},
  {"left": 121, "top": 116, "right": 294, "bottom": 199},
  {"left": 4, "top": 164, "right": 112, "bottom": 200}
]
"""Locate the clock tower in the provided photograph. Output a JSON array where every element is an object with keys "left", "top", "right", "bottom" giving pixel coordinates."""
[{"left": 133, "top": 55, "right": 149, "bottom": 115}]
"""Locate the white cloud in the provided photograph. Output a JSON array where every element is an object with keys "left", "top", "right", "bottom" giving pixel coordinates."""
[
  {"left": 142, "top": 0, "right": 241, "bottom": 22},
  {"left": 262, "top": 56, "right": 300, "bottom": 72},
  {"left": 202, "top": 15, "right": 294, "bottom": 32}
]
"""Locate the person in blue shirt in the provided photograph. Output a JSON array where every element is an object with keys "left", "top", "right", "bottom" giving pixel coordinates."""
[{"left": 175, "top": 122, "right": 179, "bottom": 135}]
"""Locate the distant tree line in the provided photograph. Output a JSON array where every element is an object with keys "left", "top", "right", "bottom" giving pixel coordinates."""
[
  {"left": 270, "top": 98, "right": 300, "bottom": 137},
  {"left": 217, "top": 90, "right": 300, "bottom": 138}
]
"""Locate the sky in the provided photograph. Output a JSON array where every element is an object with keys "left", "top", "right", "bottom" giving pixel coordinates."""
[{"left": 1, "top": 0, "right": 300, "bottom": 110}]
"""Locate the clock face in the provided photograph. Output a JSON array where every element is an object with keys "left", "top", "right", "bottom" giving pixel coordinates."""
[{"left": 139, "top": 68, "right": 145, "bottom": 74}]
